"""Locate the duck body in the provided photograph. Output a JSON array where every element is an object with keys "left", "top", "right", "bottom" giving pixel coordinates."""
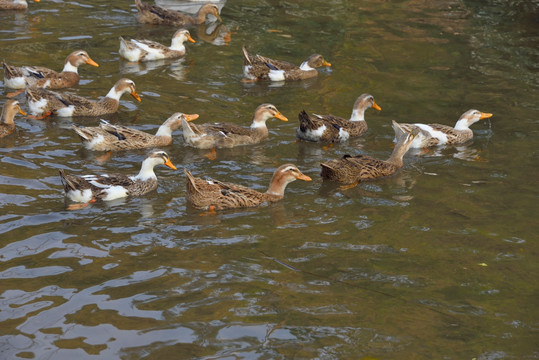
[
  {"left": 321, "top": 121, "right": 417, "bottom": 184},
  {"left": 3, "top": 50, "right": 98, "bottom": 90},
  {"left": 182, "top": 103, "right": 288, "bottom": 149},
  {"left": 242, "top": 46, "right": 331, "bottom": 82},
  {"left": 59, "top": 151, "right": 176, "bottom": 203},
  {"left": 73, "top": 112, "right": 199, "bottom": 151},
  {"left": 297, "top": 94, "right": 382, "bottom": 142},
  {"left": 0, "top": 0, "right": 38, "bottom": 10},
  {"left": 119, "top": 29, "right": 195, "bottom": 62},
  {"left": 398, "top": 109, "right": 493, "bottom": 148},
  {"left": 184, "top": 164, "right": 311, "bottom": 210},
  {"left": 135, "top": 0, "right": 222, "bottom": 26},
  {"left": 0, "top": 99, "right": 26, "bottom": 137},
  {"left": 26, "top": 78, "right": 141, "bottom": 117}
]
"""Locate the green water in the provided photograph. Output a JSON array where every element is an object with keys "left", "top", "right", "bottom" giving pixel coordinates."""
[{"left": 0, "top": 0, "right": 537, "bottom": 358}]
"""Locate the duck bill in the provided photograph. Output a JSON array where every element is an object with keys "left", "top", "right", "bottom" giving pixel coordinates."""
[
  {"left": 274, "top": 112, "right": 288, "bottom": 122},
  {"left": 188, "top": 35, "right": 196, "bottom": 43},
  {"left": 297, "top": 173, "right": 312, "bottom": 181},
  {"left": 164, "top": 159, "right": 177, "bottom": 170},
  {"left": 372, "top": 101, "right": 382, "bottom": 111},
  {"left": 17, "top": 106, "right": 27, "bottom": 116},
  {"left": 130, "top": 91, "right": 142, "bottom": 102},
  {"left": 184, "top": 113, "right": 199, "bottom": 122},
  {"left": 213, "top": 12, "right": 222, "bottom": 22},
  {"left": 86, "top": 58, "right": 99, "bottom": 67},
  {"left": 480, "top": 112, "right": 493, "bottom": 120},
  {"left": 322, "top": 60, "right": 331, "bottom": 67}
]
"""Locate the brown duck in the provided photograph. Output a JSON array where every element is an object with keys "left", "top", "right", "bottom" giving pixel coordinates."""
[
  {"left": 320, "top": 121, "right": 418, "bottom": 184},
  {"left": 182, "top": 103, "right": 288, "bottom": 149},
  {"left": 397, "top": 109, "right": 493, "bottom": 148},
  {"left": 297, "top": 94, "right": 382, "bottom": 142},
  {"left": 73, "top": 112, "right": 199, "bottom": 151},
  {"left": 242, "top": 46, "right": 331, "bottom": 81},
  {"left": 59, "top": 151, "right": 177, "bottom": 203},
  {"left": 184, "top": 164, "right": 312, "bottom": 211},
  {"left": 0, "top": 99, "right": 26, "bottom": 138},
  {"left": 135, "top": 0, "right": 222, "bottom": 26},
  {"left": 26, "top": 78, "right": 141, "bottom": 117},
  {"left": 3, "top": 50, "right": 98, "bottom": 92},
  {"left": 0, "top": 0, "right": 39, "bottom": 11}
]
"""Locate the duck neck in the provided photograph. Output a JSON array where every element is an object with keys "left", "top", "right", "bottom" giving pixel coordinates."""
[
  {"left": 155, "top": 123, "right": 173, "bottom": 138},
  {"left": 386, "top": 136, "right": 411, "bottom": 167},
  {"left": 62, "top": 61, "right": 78, "bottom": 74},
  {"left": 454, "top": 118, "right": 471, "bottom": 131},
  {"left": 265, "top": 175, "right": 288, "bottom": 197},
  {"left": 170, "top": 38, "right": 186, "bottom": 51},
  {"left": 299, "top": 61, "right": 314, "bottom": 71},
  {"left": 105, "top": 87, "right": 125, "bottom": 101},
  {"left": 250, "top": 119, "right": 269, "bottom": 136},
  {"left": 1, "top": 106, "right": 15, "bottom": 125},
  {"left": 195, "top": 7, "right": 210, "bottom": 24},
  {"left": 349, "top": 108, "right": 365, "bottom": 122},
  {"left": 133, "top": 159, "right": 157, "bottom": 181}
]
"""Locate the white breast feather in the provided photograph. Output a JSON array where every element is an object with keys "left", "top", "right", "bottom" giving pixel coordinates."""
[
  {"left": 268, "top": 69, "right": 286, "bottom": 81},
  {"left": 102, "top": 185, "right": 129, "bottom": 201}
]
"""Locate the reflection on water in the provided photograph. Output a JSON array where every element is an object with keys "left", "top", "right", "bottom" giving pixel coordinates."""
[{"left": 0, "top": 0, "right": 538, "bottom": 359}]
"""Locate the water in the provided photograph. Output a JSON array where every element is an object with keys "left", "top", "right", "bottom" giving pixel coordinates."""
[{"left": 0, "top": 0, "right": 538, "bottom": 359}]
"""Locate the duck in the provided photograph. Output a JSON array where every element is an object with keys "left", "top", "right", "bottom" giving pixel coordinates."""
[
  {"left": 397, "top": 109, "right": 493, "bottom": 148},
  {"left": 297, "top": 94, "right": 382, "bottom": 142},
  {"left": 135, "top": 0, "right": 222, "bottom": 26},
  {"left": 26, "top": 78, "right": 141, "bottom": 117},
  {"left": 184, "top": 164, "right": 312, "bottom": 211},
  {"left": 0, "top": 0, "right": 39, "bottom": 11},
  {"left": 72, "top": 112, "right": 199, "bottom": 151},
  {"left": 59, "top": 151, "right": 176, "bottom": 203},
  {"left": 0, "top": 99, "right": 26, "bottom": 137},
  {"left": 3, "top": 50, "right": 99, "bottom": 91},
  {"left": 242, "top": 46, "right": 331, "bottom": 82},
  {"left": 320, "top": 121, "right": 418, "bottom": 184},
  {"left": 182, "top": 103, "right": 288, "bottom": 149},
  {"left": 119, "top": 29, "right": 196, "bottom": 62}
]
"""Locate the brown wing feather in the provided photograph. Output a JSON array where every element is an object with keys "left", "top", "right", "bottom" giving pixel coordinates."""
[
  {"left": 135, "top": 0, "right": 193, "bottom": 26},
  {"left": 199, "top": 122, "right": 253, "bottom": 137},
  {"left": 321, "top": 155, "right": 398, "bottom": 184}
]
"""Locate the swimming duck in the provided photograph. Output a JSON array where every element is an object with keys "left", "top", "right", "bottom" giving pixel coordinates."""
[
  {"left": 297, "top": 94, "right": 382, "bottom": 142},
  {"left": 135, "top": 0, "right": 222, "bottom": 26},
  {"left": 242, "top": 46, "right": 331, "bottom": 81},
  {"left": 3, "top": 50, "right": 99, "bottom": 91},
  {"left": 73, "top": 112, "right": 199, "bottom": 151},
  {"left": 119, "top": 29, "right": 195, "bottom": 62},
  {"left": 0, "top": 0, "right": 39, "bottom": 11},
  {"left": 0, "top": 99, "right": 26, "bottom": 137},
  {"left": 184, "top": 164, "right": 312, "bottom": 211},
  {"left": 397, "top": 109, "right": 493, "bottom": 148},
  {"left": 59, "top": 151, "right": 176, "bottom": 203},
  {"left": 320, "top": 121, "right": 418, "bottom": 184},
  {"left": 26, "top": 78, "right": 141, "bottom": 117},
  {"left": 182, "top": 103, "right": 288, "bottom": 149}
]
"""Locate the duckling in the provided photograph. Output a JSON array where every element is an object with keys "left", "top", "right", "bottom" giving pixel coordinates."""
[
  {"left": 297, "top": 94, "right": 382, "bottom": 142},
  {"left": 73, "top": 112, "right": 199, "bottom": 151},
  {"left": 320, "top": 121, "right": 418, "bottom": 184},
  {"left": 0, "top": 0, "right": 39, "bottom": 11},
  {"left": 59, "top": 151, "right": 176, "bottom": 203},
  {"left": 182, "top": 103, "right": 288, "bottom": 149},
  {"left": 135, "top": 0, "right": 222, "bottom": 26},
  {"left": 242, "top": 46, "right": 331, "bottom": 81},
  {"left": 119, "top": 29, "right": 196, "bottom": 62},
  {"left": 398, "top": 109, "right": 493, "bottom": 148},
  {"left": 26, "top": 78, "right": 141, "bottom": 117},
  {"left": 3, "top": 50, "right": 99, "bottom": 91},
  {"left": 184, "top": 164, "right": 312, "bottom": 211},
  {"left": 0, "top": 99, "right": 26, "bottom": 137}
]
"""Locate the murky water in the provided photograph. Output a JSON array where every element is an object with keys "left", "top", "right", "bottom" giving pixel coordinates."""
[{"left": 0, "top": 0, "right": 537, "bottom": 359}]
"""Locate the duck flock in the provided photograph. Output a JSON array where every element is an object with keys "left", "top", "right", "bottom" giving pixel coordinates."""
[{"left": 1, "top": 0, "right": 493, "bottom": 212}]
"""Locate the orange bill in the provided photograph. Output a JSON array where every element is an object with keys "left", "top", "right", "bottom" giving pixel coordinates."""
[
  {"left": 274, "top": 112, "right": 288, "bottom": 122},
  {"left": 17, "top": 106, "right": 26, "bottom": 116},
  {"left": 130, "top": 91, "right": 142, "bottom": 102},
  {"left": 164, "top": 159, "right": 177, "bottom": 170},
  {"left": 86, "top": 58, "right": 99, "bottom": 67},
  {"left": 213, "top": 11, "right": 222, "bottom": 22},
  {"left": 372, "top": 101, "right": 382, "bottom": 111},
  {"left": 188, "top": 35, "right": 196, "bottom": 43},
  {"left": 297, "top": 173, "right": 312, "bottom": 181},
  {"left": 184, "top": 113, "right": 199, "bottom": 122},
  {"left": 322, "top": 60, "right": 331, "bottom": 67},
  {"left": 480, "top": 112, "right": 493, "bottom": 119}
]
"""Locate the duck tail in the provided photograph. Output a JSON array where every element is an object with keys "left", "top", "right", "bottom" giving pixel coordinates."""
[
  {"left": 242, "top": 45, "right": 252, "bottom": 65},
  {"left": 298, "top": 109, "right": 314, "bottom": 127},
  {"left": 134, "top": 0, "right": 145, "bottom": 11},
  {"left": 320, "top": 162, "right": 336, "bottom": 179},
  {"left": 59, "top": 169, "right": 76, "bottom": 192},
  {"left": 71, "top": 125, "right": 90, "bottom": 141},
  {"left": 184, "top": 168, "right": 200, "bottom": 194}
]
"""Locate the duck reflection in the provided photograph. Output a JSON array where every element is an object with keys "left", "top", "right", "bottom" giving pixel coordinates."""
[
  {"left": 119, "top": 58, "right": 188, "bottom": 80},
  {"left": 195, "top": 22, "right": 231, "bottom": 46}
]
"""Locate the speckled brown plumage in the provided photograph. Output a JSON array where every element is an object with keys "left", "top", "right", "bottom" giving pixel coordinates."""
[
  {"left": 320, "top": 121, "right": 418, "bottom": 184},
  {"left": 184, "top": 164, "right": 312, "bottom": 211},
  {"left": 297, "top": 94, "right": 382, "bottom": 142},
  {"left": 0, "top": 99, "right": 25, "bottom": 138},
  {"left": 0, "top": 0, "right": 38, "bottom": 11},
  {"left": 242, "top": 46, "right": 331, "bottom": 81},
  {"left": 135, "top": 0, "right": 222, "bottom": 26}
]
